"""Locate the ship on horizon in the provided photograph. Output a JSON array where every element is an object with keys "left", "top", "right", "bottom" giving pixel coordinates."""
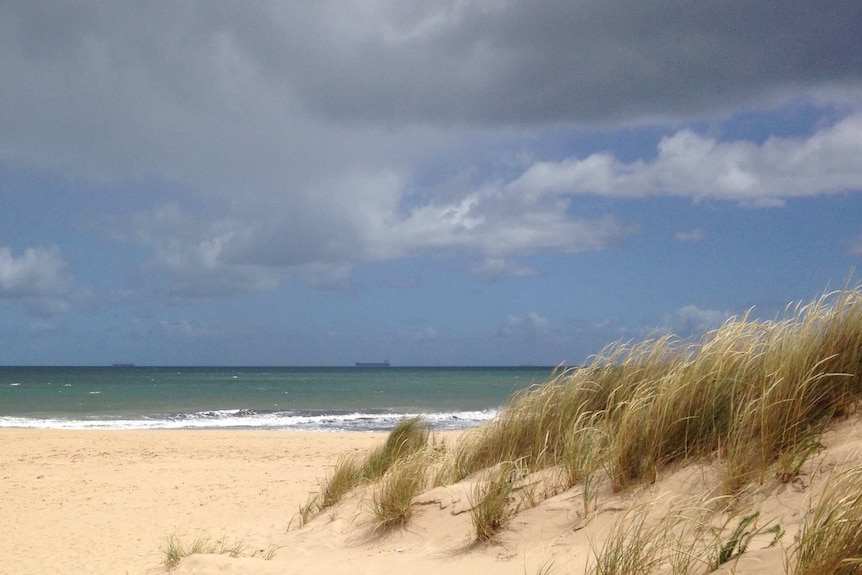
[{"left": 354, "top": 361, "right": 391, "bottom": 368}]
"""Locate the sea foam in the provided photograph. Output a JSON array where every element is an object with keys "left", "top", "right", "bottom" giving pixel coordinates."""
[{"left": 0, "top": 408, "right": 497, "bottom": 432}]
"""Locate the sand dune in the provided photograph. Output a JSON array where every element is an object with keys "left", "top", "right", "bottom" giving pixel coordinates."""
[{"left": 2, "top": 416, "right": 860, "bottom": 574}]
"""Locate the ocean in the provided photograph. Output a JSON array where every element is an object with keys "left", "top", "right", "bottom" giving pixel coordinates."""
[{"left": 0, "top": 366, "right": 556, "bottom": 431}]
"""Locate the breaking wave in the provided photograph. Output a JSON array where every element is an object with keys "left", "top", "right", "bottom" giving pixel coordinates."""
[{"left": 0, "top": 408, "right": 497, "bottom": 431}]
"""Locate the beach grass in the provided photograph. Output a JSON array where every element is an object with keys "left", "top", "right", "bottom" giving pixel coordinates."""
[
  {"left": 469, "top": 461, "right": 520, "bottom": 541},
  {"left": 581, "top": 495, "right": 784, "bottom": 575},
  {"left": 448, "top": 286, "right": 862, "bottom": 499},
  {"left": 585, "top": 504, "right": 665, "bottom": 575},
  {"left": 363, "top": 415, "right": 430, "bottom": 480},
  {"left": 320, "top": 456, "right": 362, "bottom": 510},
  {"left": 160, "top": 533, "right": 247, "bottom": 570},
  {"left": 161, "top": 534, "right": 186, "bottom": 571},
  {"left": 792, "top": 463, "right": 862, "bottom": 574},
  {"left": 301, "top": 285, "right": 862, "bottom": 560},
  {"left": 298, "top": 415, "right": 431, "bottom": 525},
  {"left": 369, "top": 452, "right": 430, "bottom": 532}
]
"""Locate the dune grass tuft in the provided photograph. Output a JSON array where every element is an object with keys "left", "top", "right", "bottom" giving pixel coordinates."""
[
  {"left": 363, "top": 416, "right": 430, "bottom": 480},
  {"left": 469, "top": 461, "right": 521, "bottom": 541},
  {"left": 793, "top": 463, "right": 862, "bottom": 575},
  {"left": 297, "top": 416, "right": 431, "bottom": 526},
  {"left": 369, "top": 452, "right": 430, "bottom": 532},
  {"left": 160, "top": 533, "right": 246, "bottom": 570},
  {"left": 585, "top": 503, "right": 665, "bottom": 575},
  {"left": 320, "top": 456, "right": 362, "bottom": 509},
  {"left": 161, "top": 534, "right": 186, "bottom": 571}
]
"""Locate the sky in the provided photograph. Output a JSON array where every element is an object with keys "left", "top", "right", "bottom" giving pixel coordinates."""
[{"left": 1, "top": 1, "right": 862, "bottom": 366}]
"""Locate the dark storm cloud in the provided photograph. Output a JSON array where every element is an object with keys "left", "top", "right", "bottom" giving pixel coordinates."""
[
  {"left": 5, "top": 2, "right": 859, "bottom": 137},
  {"left": 210, "top": 0, "right": 862, "bottom": 125}
]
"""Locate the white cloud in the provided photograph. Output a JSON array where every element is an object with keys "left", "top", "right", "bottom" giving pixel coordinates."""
[
  {"left": 470, "top": 258, "right": 538, "bottom": 282},
  {"left": 510, "top": 113, "right": 862, "bottom": 206},
  {"left": 660, "top": 305, "right": 730, "bottom": 336},
  {"left": 158, "top": 320, "right": 224, "bottom": 339},
  {"left": 379, "top": 275, "right": 420, "bottom": 289},
  {"left": 29, "top": 319, "right": 58, "bottom": 332},
  {"left": 676, "top": 229, "right": 706, "bottom": 243},
  {"left": 106, "top": 103, "right": 862, "bottom": 295},
  {"left": 0, "top": 246, "right": 70, "bottom": 298},
  {"left": 382, "top": 184, "right": 635, "bottom": 263},
  {"left": 0, "top": 246, "right": 74, "bottom": 316},
  {"left": 116, "top": 205, "right": 280, "bottom": 299},
  {"left": 116, "top": 173, "right": 636, "bottom": 295},
  {"left": 502, "top": 312, "right": 549, "bottom": 337},
  {"left": 299, "top": 262, "right": 356, "bottom": 293},
  {"left": 398, "top": 325, "right": 438, "bottom": 344}
]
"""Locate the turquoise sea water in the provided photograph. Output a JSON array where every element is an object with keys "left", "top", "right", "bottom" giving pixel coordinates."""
[{"left": 0, "top": 366, "right": 556, "bottom": 431}]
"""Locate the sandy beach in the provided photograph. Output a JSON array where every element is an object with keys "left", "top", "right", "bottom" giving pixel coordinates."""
[
  {"left": 0, "top": 429, "right": 387, "bottom": 575},
  {"left": 2, "top": 416, "right": 862, "bottom": 575}
]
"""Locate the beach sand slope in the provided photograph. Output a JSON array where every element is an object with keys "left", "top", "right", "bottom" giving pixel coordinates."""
[{"left": 2, "top": 418, "right": 861, "bottom": 575}]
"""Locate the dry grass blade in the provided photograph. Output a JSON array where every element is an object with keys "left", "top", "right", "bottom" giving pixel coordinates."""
[
  {"left": 369, "top": 453, "right": 429, "bottom": 532},
  {"left": 363, "top": 416, "right": 430, "bottom": 480},
  {"left": 469, "top": 461, "right": 519, "bottom": 541},
  {"left": 320, "top": 456, "right": 362, "bottom": 510},
  {"left": 585, "top": 503, "right": 665, "bottom": 575}
]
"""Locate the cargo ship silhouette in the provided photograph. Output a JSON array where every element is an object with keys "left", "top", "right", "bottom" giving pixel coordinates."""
[{"left": 354, "top": 361, "right": 391, "bottom": 368}]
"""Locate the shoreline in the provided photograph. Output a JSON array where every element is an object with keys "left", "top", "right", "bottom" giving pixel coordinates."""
[{"left": 0, "top": 425, "right": 430, "bottom": 432}]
